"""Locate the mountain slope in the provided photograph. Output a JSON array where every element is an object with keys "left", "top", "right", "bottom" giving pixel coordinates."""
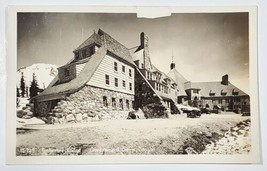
[{"left": 17, "top": 63, "right": 58, "bottom": 90}]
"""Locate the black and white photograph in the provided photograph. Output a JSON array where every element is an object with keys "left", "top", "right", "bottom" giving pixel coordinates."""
[{"left": 6, "top": 6, "right": 260, "bottom": 164}]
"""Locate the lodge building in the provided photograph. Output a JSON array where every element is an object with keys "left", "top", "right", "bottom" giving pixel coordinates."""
[
  {"left": 34, "top": 29, "right": 136, "bottom": 120},
  {"left": 33, "top": 29, "right": 250, "bottom": 121}
]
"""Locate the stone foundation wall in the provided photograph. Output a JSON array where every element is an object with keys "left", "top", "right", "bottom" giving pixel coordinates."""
[
  {"left": 36, "top": 85, "right": 134, "bottom": 123},
  {"left": 35, "top": 101, "right": 52, "bottom": 117}
]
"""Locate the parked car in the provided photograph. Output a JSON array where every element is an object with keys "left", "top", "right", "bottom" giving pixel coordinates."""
[
  {"left": 211, "top": 105, "right": 222, "bottom": 114},
  {"left": 242, "top": 111, "right": 250, "bottom": 116},
  {"left": 186, "top": 110, "right": 202, "bottom": 118},
  {"left": 200, "top": 107, "right": 211, "bottom": 114},
  {"left": 179, "top": 106, "right": 201, "bottom": 118}
]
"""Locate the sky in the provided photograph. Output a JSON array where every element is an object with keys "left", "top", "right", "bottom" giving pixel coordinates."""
[{"left": 17, "top": 12, "right": 249, "bottom": 93}]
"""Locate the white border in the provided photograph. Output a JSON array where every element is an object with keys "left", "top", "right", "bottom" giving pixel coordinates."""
[{"left": 4, "top": 5, "right": 261, "bottom": 165}]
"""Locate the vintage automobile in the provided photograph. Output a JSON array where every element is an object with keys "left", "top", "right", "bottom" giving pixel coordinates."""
[
  {"left": 177, "top": 104, "right": 201, "bottom": 118},
  {"left": 200, "top": 107, "right": 211, "bottom": 114}
]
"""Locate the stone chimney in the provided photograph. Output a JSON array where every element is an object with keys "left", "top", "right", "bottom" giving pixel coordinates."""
[
  {"left": 140, "top": 32, "right": 148, "bottom": 48},
  {"left": 140, "top": 32, "right": 152, "bottom": 70},
  {"left": 221, "top": 74, "right": 229, "bottom": 85}
]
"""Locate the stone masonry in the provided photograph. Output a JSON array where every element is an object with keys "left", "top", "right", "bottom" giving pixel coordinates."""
[{"left": 35, "top": 85, "right": 134, "bottom": 124}]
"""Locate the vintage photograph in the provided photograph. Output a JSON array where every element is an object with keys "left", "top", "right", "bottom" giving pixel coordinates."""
[{"left": 14, "top": 10, "right": 255, "bottom": 159}]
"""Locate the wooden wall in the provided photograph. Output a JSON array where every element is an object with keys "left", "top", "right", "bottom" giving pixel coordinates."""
[{"left": 87, "top": 54, "right": 135, "bottom": 95}]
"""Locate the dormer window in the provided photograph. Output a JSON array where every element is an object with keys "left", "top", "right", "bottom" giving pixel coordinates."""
[
  {"left": 232, "top": 89, "right": 239, "bottom": 96},
  {"left": 82, "top": 49, "right": 86, "bottom": 58},
  {"left": 75, "top": 52, "right": 79, "bottom": 60},
  {"left": 209, "top": 90, "right": 215, "bottom": 96},
  {"left": 221, "top": 90, "right": 227, "bottom": 96},
  {"left": 64, "top": 68, "right": 70, "bottom": 77}
]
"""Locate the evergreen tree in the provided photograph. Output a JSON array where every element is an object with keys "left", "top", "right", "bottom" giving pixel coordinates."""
[
  {"left": 20, "top": 72, "right": 26, "bottom": 97},
  {"left": 25, "top": 86, "right": 29, "bottom": 97},
  {"left": 16, "top": 87, "right": 20, "bottom": 97},
  {"left": 30, "top": 72, "right": 39, "bottom": 98}
]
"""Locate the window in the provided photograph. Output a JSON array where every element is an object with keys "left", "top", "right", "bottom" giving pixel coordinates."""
[
  {"left": 209, "top": 92, "right": 215, "bottom": 96},
  {"left": 129, "top": 83, "right": 132, "bottom": 91},
  {"left": 126, "top": 100, "right": 130, "bottom": 109},
  {"left": 82, "top": 49, "right": 86, "bottom": 58},
  {"left": 193, "top": 89, "right": 198, "bottom": 94},
  {"left": 105, "top": 75, "right": 109, "bottom": 85},
  {"left": 129, "top": 69, "right": 132, "bottom": 77},
  {"left": 122, "top": 65, "right": 125, "bottom": 73},
  {"left": 147, "top": 71, "right": 150, "bottom": 80},
  {"left": 219, "top": 99, "right": 222, "bottom": 104},
  {"left": 114, "top": 62, "right": 118, "bottom": 71},
  {"left": 103, "top": 96, "right": 108, "bottom": 107},
  {"left": 166, "top": 87, "right": 169, "bottom": 94},
  {"left": 75, "top": 52, "right": 79, "bottom": 60},
  {"left": 114, "top": 78, "right": 118, "bottom": 87},
  {"left": 119, "top": 99, "right": 123, "bottom": 109},
  {"left": 141, "top": 63, "right": 144, "bottom": 68},
  {"left": 64, "top": 68, "right": 70, "bottom": 77},
  {"left": 89, "top": 46, "right": 95, "bottom": 55},
  {"left": 122, "top": 80, "right": 126, "bottom": 88},
  {"left": 112, "top": 98, "right": 116, "bottom": 108}
]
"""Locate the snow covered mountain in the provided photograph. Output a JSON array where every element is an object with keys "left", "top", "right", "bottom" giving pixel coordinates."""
[{"left": 17, "top": 63, "right": 58, "bottom": 90}]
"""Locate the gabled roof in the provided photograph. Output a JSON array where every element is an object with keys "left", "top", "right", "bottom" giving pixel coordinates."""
[
  {"left": 168, "top": 68, "right": 188, "bottom": 85},
  {"left": 34, "top": 47, "right": 107, "bottom": 101},
  {"left": 152, "top": 65, "right": 173, "bottom": 82},
  {"left": 150, "top": 64, "right": 187, "bottom": 96},
  {"left": 74, "top": 29, "right": 134, "bottom": 65},
  {"left": 98, "top": 29, "right": 134, "bottom": 65},
  {"left": 186, "top": 81, "right": 248, "bottom": 97},
  {"left": 167, "top": 68, "right": 187, "bottom": 96}
]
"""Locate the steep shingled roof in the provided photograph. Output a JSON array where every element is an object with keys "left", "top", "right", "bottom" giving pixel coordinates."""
[
  {"left": 74, "top": 32, "right": 102, "bottom": 51},
  {"left": 186, "top": 81, "right": 248, "bottom": 97},
  {"left": 167, "top": 68, "right": 187, "bottom": 96},
  {"left": 74, "top": 29, "right": 134, "bottom": 65},
  {"left": 34, "top": 47, "right": 107, "bottom": 101}
]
